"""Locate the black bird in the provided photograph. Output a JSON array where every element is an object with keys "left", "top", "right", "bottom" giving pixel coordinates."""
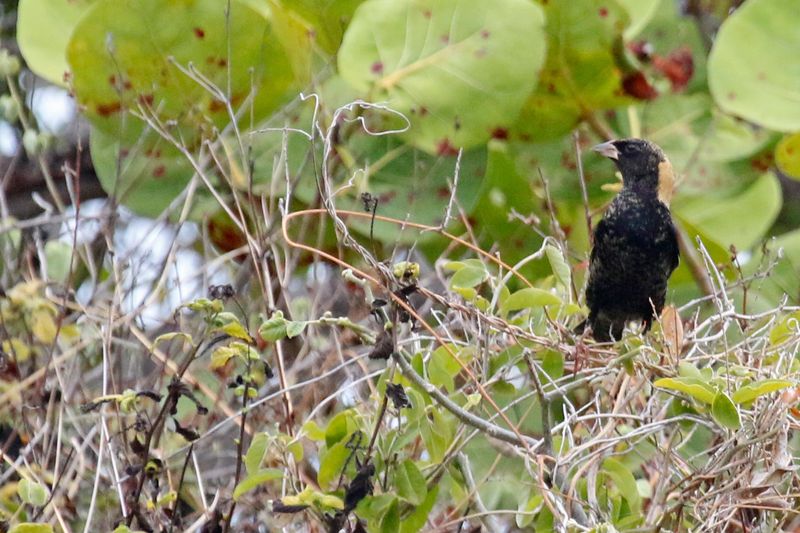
[{"left": 581, "top": 138, "right": 680, "bottom": 342}]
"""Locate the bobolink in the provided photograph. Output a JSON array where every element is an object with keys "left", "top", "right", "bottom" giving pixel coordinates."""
[{"left": 581, "top": 138, "right": 680, "bottom": 342}]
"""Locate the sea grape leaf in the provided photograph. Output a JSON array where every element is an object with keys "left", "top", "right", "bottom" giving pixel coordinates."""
[
  {"left": 17, "top": 0, "right": 94, "bottom": 85},
  {"left": 67, "top": 0, "right": 295, "bottom": 146},
  {"left": 708, "top": 0, "right": 800, "bottom": 131},
  {"left": 776, "top": 133, "right": 800, "bottom": 180},
  {"left": 283, "top": 0, "right": 365, "bottom": 53},
  {"left": 90, "top": 127, "right": 193, "bottom": 217},
  {"left": 513, "top": 0, "right": 630, "bottom": 141},
  {"left": 675, "top": 172, "right": 781, "bottom": 250},
  {"left": 338, "top": 0, "right": 546, "bottom": 153}
]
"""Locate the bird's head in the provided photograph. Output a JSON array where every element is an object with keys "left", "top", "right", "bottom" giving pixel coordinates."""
[{"left": 592, "top": 138, "right": 675, "bottom": 205}]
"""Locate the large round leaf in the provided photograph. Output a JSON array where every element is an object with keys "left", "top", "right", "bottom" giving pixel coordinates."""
[
  {"left": 675, "top": 172, "right": 782, "bottom": 250},
  {"left": 708, "top": 0, "right": 800, "bottom": 131},
  {"left": 283, "top": 0, "right": 366, "bottom": 53},
  {"left": 513, "top": 0, "right": 631, "bottom": 141},
  {"left": 66, "top": 0, "right": 295, "bottom": 146},
  {"left": 17, "top": 0, "right": 94, "bottom": 86},
  {"left": 338, "top": 0, "right": 546, "bottom": 154},
  {"left": 616, "top": 0, "right": 660, "bottom": 39},
  {"left": 90, "top": 127, "right": 194, "bottom": 218}
]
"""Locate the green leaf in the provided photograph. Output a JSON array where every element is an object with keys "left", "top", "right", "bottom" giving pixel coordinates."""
[
  {"left": 419, "top": 414, "right": 448, "bottom": 464},
  {"left": 516, "top": 492, "right": 542, "bottom": 528},
  {"left": 776, "top": 133, "right": 800, "bottom": 180},
  {"left": 17, "top": 478, "right": 48, "bottom": 507},
  {"left": 9, "top": 525, "right": 54, "bottom": 533},
  {"left": 500, "top": 287, "right": 561, "bottom": 315},
  {"left": 339, "top": 0, "right": 546, "bottom": 153},
  {"left": 325, "top": 410, "right": 357, "bottom": 447},
  {"left": 210, "top": 345, "right": 238, "bottom": 370},
  {"left": 221, "top": 321, "right": 252, "bottom": 342},
  {"left": 244, "top": 432, "right": 269, "bottom": 474},
  {"left": 380, "top": 497, "right": 401, "bottom": 533},
  {"left": 232, "top": 468, "right": 283, "bottom": 500},
  {"left": 731, "top": 380, "right": 793, "bottom": 405},
  {"left": 285, "top": 320, "right": 307, "bottom": 339},
  {"left": 617, "top": 0, "right": 661, "bottom": 39},
  {"left": 428, "top": 345, "right": 463, "bottom": 393},
  {"left": 709, "top": 0, "right": 800, "bottom": 131},
  {"left": 318, "top": 441, "right": 350, "bottom": 489},
  {"left": 545, "top": 244, "right": 572, "bottom": 293},
  {"left": 302, "top": 420, "right": 326, "bottom": 441},
  {"left": 770, "top": 311, "right": 800, "bottom": 346},
  {"left": 89, "top": 128, "right": 194, "bottom": 218},
  {"left": 677, "top": 362, "right": 703, "bottom": 380},
  {"left": 653, "top": 377, "right": 716, "bottom": 405},
  {"left": 395, "top": 460, "right": 427, "bottom": 505},
  {"left": 317, "top": 492, "right": 345, "bottom": 510},
  {"left": 154, "top": 332, "right": 193, "bottom": 347},
  {"left": 400, "top": 485, "right": 439, "bottom": 533},
  {"left": 449, "top": 266, "right": 488, "bottom": 290},
  {"left": 44, "top": 240, "right": 72, "bottom": 284},
  {"left": 514, "top": 0, "right": 630, "bottom": 141},
  {"left": 711, "top": 392, "right": 741, "bottom": 430},
  {"left": 259, "top": 311, "right": 289, "bottom": 342},
  {"left": 67, "top": 0, "right": 295, "bottom": 143},
  {"left": 675, "top": 173, "right": 782, "bottom": 250},
  {"left": 283, "top": 0, "right": 365, "bottom": 53},
  {"left": 602, "top": 457, "right": 641, "bottom": 512},
  {"left": 17, "top": 0, "right": 94, "bottom": 85},
  {"left": 542, "top": 350, "right": 564, "bottom": 380},
  {"left": 112, "top": 526, "right": 143, "bottom": 533},
  {"left": 276, "top": 125, "right": 488, "bottom": 244},
  {"left": 30, "top": 308, "right": 57, "bottom": 344}
]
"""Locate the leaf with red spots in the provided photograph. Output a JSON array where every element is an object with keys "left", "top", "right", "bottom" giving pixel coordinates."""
[
  {"left": 279, "top": 0, "right": 365, "bottom": 53},
  {"left": 513, "top": 0, "right": 631, "bottom": 141},
  {"left": 66, "top": 0, "right": 295, "bottom": 146},
  {"left": 776, "top": 133, "right": 800, "bottom": 180},
  {"left": 709, "top": 0, "right": 800, "bottom": 131},
  {"left": 339, "top": 0, "right": 546, "bottom": 154},
  {"left": 90, "top": 128, "right": 193, "bottom": 218}
]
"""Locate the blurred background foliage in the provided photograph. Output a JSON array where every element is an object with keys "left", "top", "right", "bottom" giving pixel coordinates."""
[
  {"left": 8, "top": 0, "right": 800, "bottom": 308},
  {"left": 2, "top": 1, "right": 800, "bottom": 531}
]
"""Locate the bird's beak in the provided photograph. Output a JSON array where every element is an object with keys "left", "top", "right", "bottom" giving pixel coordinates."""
[{"left": 592, "top": 140, "right": 619, "bottom": 160}]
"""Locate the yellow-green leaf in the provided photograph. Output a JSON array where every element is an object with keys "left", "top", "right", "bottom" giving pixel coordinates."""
[
  {"left": 501, "top": 288, "right": 561, "bottom": 315},
  {"left": 17, "top": 478, "right": 48, "bottom": 507},
  {"left": 232, "top": 468, "right": 283, "bottom": 500},
  {"left": 31, "top": 309, "right": 57, "bottom": 344},
  {"left": 221, "top": 321, "right": 252, "bottom": 342},
  {"left": 711, "top": 392, "right": 741, "bottom": 430},
  {"left": 602, "top": 457, "right": 641, "bottom": 512},
  {"left": 654, "top": 377, "right": 716, "bottom": 405},
  {"left": 395, "top": 460, "right": 427, "bottom": 505},
  {"left": 9, "top": 524, "right": 54, "bottom": 533},
  {"left": 731, "top": 379, "right": 793, "bottom": 405}
]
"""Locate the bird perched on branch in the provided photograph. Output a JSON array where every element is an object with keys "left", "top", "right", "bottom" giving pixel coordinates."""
[{"left": 579, "top": 138, "right": 680, "bottom": 342}]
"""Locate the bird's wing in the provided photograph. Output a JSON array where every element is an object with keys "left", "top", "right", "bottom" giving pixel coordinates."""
[
  {"left": 667, "top": 220, "right": 680, "bottom": 273},
  {"left": 586, "top": 218, "right": 611, "bottom": 308},
  {"left": 590, "top": 217, "right": 610, "bottom": 264}
]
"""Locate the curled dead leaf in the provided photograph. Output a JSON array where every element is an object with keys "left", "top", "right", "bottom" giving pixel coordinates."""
[{"left": 661, "top": 305, "right": 684, "bottom": 360}]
